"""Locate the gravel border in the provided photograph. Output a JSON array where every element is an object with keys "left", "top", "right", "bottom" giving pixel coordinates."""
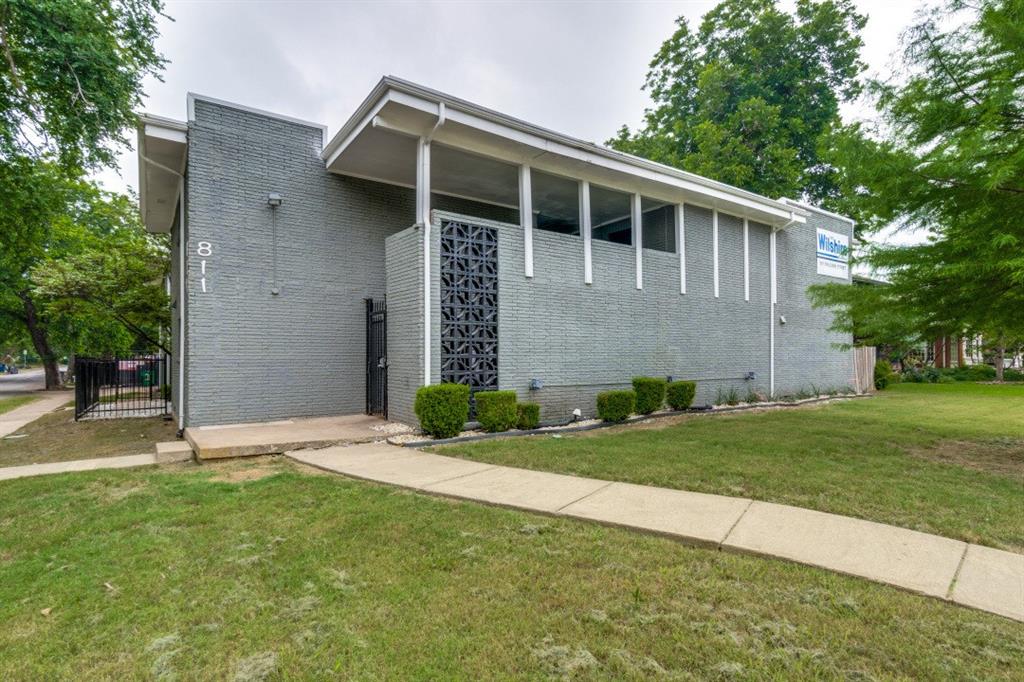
[{"left": 391, "top": 393, "right": 871, "bottom": 448}]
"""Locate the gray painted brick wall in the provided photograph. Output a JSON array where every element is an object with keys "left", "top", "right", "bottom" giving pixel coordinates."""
[
  {"left": 384, "top": 226, "right": 424, "bottom": 426},
  {"left": 185, "top": 100, "right": 416, "bottom": 426},
  {"left": 775, "top": 207, "right": 856, "bottom": 393},
  {"left": 430, "top": 203, "right": 849, "bottom": 423},
  {"left": 184, "top": 99, "right": 520, "bottom": 426}
]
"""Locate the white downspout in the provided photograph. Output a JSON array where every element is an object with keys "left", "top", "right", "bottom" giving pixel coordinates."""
[
  {"left": 420, "top": 102, "right": 446, "bottom": 387},
  {"left": 177, "top": 178, "right": 185, "bottom": 431},
  {"left": 770, "top": 211, "right": 798, "bottom": 398}
]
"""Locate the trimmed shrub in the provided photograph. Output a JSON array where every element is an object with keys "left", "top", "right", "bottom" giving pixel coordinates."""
[
  {"left": 596, "top": 390, "right": 635, "bottom": 423},
  {"left": 632, "top": 377, "right": 667, "bottom": 414},
  {"left": 666, "top": 381, "right": 697, "bottom": 410},
  {"left": 936, "top": 374, "right": 956, "bottom": 384},
  {"left": 1005, "top": 368, "right": 1024, "bottom": 382},
  {"left": 516, "top": 402, "right": 541, "bottom": 430},
  {"left": 474, "top": 390, "right": 518, "bottom": 433},
  {"left": 874, "top": 359, "right": 895, "bottom": 390},
  {"left": 414, "top": 383, "right": 469, "bottom": 438}
]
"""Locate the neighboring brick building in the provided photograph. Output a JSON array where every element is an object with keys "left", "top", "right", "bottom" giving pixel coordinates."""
[{"left": 137, "top": 77, "right": 856, "bottom": 429}]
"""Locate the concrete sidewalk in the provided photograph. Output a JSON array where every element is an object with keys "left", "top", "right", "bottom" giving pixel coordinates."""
[
  {"left": 0, "top": 447, "right": 193, "bottom": 482},
  {"left": 0, "top": 391, "right": 73, "bottom": 438},
  {"left": 288, "top": 443, "right": 1024, "bottom": 622}
]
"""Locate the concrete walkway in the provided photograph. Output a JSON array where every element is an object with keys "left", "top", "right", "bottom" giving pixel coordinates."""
[
  {"left": 0, "top": 391, "right": 73, "bottom": 438},
  {"left": 0, "top": 447, "right": 194, "bottom": 482},
  {"left": 288, "top": 442, "right": 1024, "bottom": 622}
]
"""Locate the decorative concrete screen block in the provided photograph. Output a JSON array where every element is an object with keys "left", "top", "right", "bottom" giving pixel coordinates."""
[{"left": 439, "top": 219, "right": 499, "bottom": 393}]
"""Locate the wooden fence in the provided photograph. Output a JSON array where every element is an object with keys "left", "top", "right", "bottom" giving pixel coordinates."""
[{"left": 852, "top": 346, "right": 877, "bottom": 393}]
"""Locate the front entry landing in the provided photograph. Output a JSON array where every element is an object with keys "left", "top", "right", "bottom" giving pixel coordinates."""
[{"left": 184, "top": 413, "right": 409, "bottom": 460}]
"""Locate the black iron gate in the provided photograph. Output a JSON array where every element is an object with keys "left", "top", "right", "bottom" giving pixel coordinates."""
[
  {"left": 74, "top": 355, "right": 170, "bottom": 420},
  {"left": 365, "top": 298, "right": 387, "bottom": 417}
]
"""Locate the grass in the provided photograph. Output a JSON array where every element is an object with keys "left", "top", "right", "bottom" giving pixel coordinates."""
[
  {"left": 0, "top": 406, "right": 176, "bottom": 467},
  {"left": 441, "top": 383, "right": 1024, "bottom": 551},
  {"left": 0, "top": 459, "right": 1021, "bottom": 679},
  {"left": 0, "top": 395, "right": 36, "bottom": 416}
]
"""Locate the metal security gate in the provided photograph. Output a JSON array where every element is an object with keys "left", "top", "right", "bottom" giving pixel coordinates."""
[
  {"left": 365, "top": 298, "right": 387, "bottom": 417},
  {"left": 74, "top": 355, "right": 170, "bottom": 420}
]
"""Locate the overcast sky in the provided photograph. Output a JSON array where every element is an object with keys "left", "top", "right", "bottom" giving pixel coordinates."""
[{"left": 97, "top": 0, "right": 921, "bottom": 199}]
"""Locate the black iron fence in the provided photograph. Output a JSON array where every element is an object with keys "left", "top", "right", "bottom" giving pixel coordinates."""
[{"left": 74, "top": 355, "right": 170, "bottom": 420}]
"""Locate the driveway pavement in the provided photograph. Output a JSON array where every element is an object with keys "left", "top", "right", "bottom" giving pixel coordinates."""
[{"left": 289, "top": 442, "right": 1024, "bottom": 623}]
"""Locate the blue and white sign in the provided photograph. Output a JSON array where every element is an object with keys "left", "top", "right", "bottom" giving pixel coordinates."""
[{"left": 816, "top": 228, "right": 849, "bottom": 279}]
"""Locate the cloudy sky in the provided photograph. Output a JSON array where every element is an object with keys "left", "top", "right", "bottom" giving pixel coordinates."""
[{"left": 98, "top": 0, "right": 921, "bottom": 196}]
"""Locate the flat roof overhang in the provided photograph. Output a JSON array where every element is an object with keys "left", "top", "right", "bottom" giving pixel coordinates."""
[
  {"left": 137, "top": 114, "right": 188, "bottom": 234},
  {"left": 323, "top": 76, "right": 808, "bottom": 228}
]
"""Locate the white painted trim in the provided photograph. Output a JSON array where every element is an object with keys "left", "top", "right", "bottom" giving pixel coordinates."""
[
  {"left": 743, "top": 218, "right": 750, "bottom": 302},
  {"left": 769, "top": 229, "right": 777, "bottom": 397},
  {"left": 520, "top": 165, "right": 533, "bottom": 278},
  {"left": 349, "top": 110, "right": 803, "bottom": 228},
  {"left": 143, "top": 123, "right": 187, "bottom": 144},
  {"left": 580, "top": 180, "right": 592, "bottom": 285},
  {"left": 677, "top": 204, "right": 686, "bottom": 294},
  {"left": 417, "top": 138, "right": 432, "bottom": 386},
  {"left": 186, "top": 92, "right": 327, "bottom": 144},
  {"left": 325, "top": 95, "right": 391, "bottom": 167},
  {"left": 324, "top": 78, "right": 808, "bottom": 226},
  {"left": 778, "top": 197, "right": 855, "bottom": 226},
  {"left": 712, "top": 209, "right": 720, "bottom": 298},
  {"left": 633, "top": 193, "right": 643, "bottom": 289}
]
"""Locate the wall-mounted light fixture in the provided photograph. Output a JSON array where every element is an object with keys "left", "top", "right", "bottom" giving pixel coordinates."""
[
  {"left": 267, "top": 193, "right": 283, "bottom": 295},
  {"left": 779, "top": 315, "right": 787, "bottom": 325}
]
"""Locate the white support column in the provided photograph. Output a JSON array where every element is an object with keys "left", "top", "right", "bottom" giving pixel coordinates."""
[
  {"left": 417, "top": 137, "right": 432, "bottom": 386},
  {"left": 769, "top": 229, "right": 777, "bottom": 397},
  {"left": 580, "top": 180, "right": 592, "bottom": 285},
  {"left": 743, "top": 218, "right": 750, "bottom": 302},
  {"left": 633, "top": 192, "right": 643, "bottom": 290},
  {"left": 712, "top": 209, "right": 720, "bottom": 298},
  {"left": 676, "top": 203, "right": 686, "bottom": 294},
  {"left": 519, "top": 164, "right": 534, "bottom": 278}
]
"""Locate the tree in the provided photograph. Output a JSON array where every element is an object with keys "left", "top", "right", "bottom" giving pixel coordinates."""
[
  {"left": 0, "top": 0, "right": 166, "bottom": 169},
  {"left": 32, "top": 190, "right": 170, "bottom": 356},
  {"left": 609, "top": 0, "right": 866, "bottom": 205},
  {"left": 0, "top": 0, "right": 166, "bottom": 387},
  {"left": 0, "top": 166, "right": 169, "bottom": 387},
  {"left": 812, "top": 0, "right": 1024, "bottom": 381}
]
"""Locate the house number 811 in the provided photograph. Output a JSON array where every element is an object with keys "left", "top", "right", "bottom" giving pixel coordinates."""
[{"left": 197, "top": 241, "right": 212, "bottom": 292}]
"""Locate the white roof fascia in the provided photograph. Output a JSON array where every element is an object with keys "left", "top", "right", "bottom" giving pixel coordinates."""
[
  {"left": 137, "top": 114, "right": 188, "bottom": 233},
  {"left": 187, "top": 92, "right": 328, "bottom": 145},
  {"left": 323, "top": 76, "right": 807, "bottom": 225},
  {"left": 779, "top": 197, "right": 855, "bottom": 226}
]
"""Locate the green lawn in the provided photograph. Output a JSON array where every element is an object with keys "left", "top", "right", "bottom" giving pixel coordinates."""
[
  {"left": 1, "top": 460, "right": 1021, "bottom": 679},
  {"left": 0, "top": 395, "right": 36, "bottom": 416},
  {"left": 441, "top": 383, "right": 1024, "bottom": 551},
  {"left": 0, "top": 407, "right": 177, "bottom": 467}
]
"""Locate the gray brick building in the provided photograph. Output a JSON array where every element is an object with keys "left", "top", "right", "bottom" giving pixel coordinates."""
[{"left": 137, "top": 77, "right": 855, "bottom": 430}]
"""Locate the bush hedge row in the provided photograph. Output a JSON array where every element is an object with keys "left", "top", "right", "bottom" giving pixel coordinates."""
[
  {"left": 666, "top": 380, "right": 697, "bottom": 410},
  {"left": 414, "top": 385, "right": 543, "bottom": 437},
  {"left": 632, "top": 377, "right": 666, "bottom": 414},
  {"left": 414, "top": 383, "right": 470, "bottom": 439},
  {"left": 596, "top": 390, "right": 635, "bottom": 423}
]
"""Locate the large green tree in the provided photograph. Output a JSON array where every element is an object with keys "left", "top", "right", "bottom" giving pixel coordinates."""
[
  {"left": 609, "top": 0, "right": 866, "bottom": 205},
  {"left": 812, "top": 0, "right": 1024, "bottom": 380},
  {"left": 0, "top": 0, "right": 166, "bottom": 387}
]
